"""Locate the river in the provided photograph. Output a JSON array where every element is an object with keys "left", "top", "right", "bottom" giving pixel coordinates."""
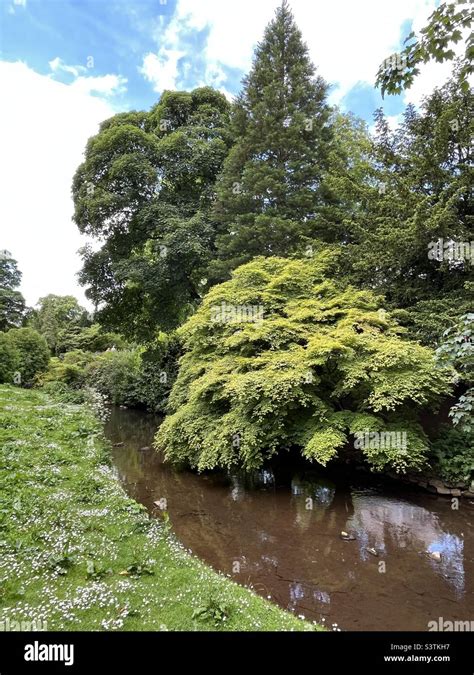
[{"left": 104, "top": 406, "right": 473, "bottom": 631}]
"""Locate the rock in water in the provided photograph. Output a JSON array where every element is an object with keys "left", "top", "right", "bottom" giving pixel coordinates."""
[{"left": 428, "top": 551, "right": 441, "bottom": 562}]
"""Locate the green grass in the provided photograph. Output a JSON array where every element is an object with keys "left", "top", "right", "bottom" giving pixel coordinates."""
[{"left": 0, "top": 385, "right": 320, "bottom": 631}]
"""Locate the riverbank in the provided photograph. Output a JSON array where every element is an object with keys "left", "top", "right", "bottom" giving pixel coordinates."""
[
  {"left": 104, "top": 405, "right": 473, "bottom": 631},
  {"left": 0, "top": 385, "right": 318, "bottom": 631}
]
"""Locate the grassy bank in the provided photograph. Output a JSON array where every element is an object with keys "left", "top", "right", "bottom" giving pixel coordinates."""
[{"left": 0, "top": 385, "right": 319, "bottom": 631}]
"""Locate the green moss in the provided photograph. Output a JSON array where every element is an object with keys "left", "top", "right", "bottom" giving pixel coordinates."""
[{"left": 0, "top": 385, "right": 319, "bottom": 632}]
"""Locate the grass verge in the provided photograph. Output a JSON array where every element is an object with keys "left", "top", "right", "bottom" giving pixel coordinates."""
[{"left": 0, "top": 385, "right": 320, "bottom": 631}]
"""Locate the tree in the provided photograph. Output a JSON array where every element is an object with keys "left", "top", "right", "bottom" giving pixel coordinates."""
[
  {"left": 0, "top": 250, "right": 26, "bottom": 331},
  {"left": 30, "top": 295, "right": 90, "bottom": 355},
  {"left": 210, "top": 0, "right": 332, "bottom": 279},
  {"left": 0, "top": 333, "right": 19, "bottom": 383},
  {"left": 436, "top": 312, "right": 473, "bottom": 433},
  {"left": 73, "top": 87, "right": 232, "bottom": 339},
  {"left": 376, "top": 1, "right": 473, "bottom": 96},
  {"left": 56, "top": 323, "right": 126, "bottom": 354},
  {"left": 7, "top": 328, "right": 49, "bottom": 384},
  {"left": 343, "top": 69, "right": 473, "bottom": 344},
  {"left": 156, "top": 253, "right": 450, "bottom": 473}
]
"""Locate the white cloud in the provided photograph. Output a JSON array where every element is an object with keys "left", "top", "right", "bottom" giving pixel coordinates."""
[
  {"left": 8, "top": 0, "right": 26, "bottom": 12},
  {"left": 49, "top": 57, "right": 128, "bottom": 96},
  {"left": 70, "top": 73, "right": 127, "bottom": 97},
  {"left": 49, "top": 57, "right": 86, "bottom": 78},
  {"left": 0, "top": 60, "right": 120, "bottom": 309},
  {"left": 142, "top": 0, "right": 460, "bottom": 108},
  {"left": 139, "top": 49, "right": 186, "bottom": 92}
]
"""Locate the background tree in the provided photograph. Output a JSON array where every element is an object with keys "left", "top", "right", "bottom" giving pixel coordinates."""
[
  {"left": 56, "top": 323, "right": 126, "bottom": 354},
  {"left": 376, "top": 0, "right": 473, "bottom": 96},
  {"left": 0, "top": 250, "right": 26, "bottom": 331},
  {"left": 210, "top": 0, "right": 332, "bottom": 280},
  {"left": 73, "top": 87, "right": 232, "bottom": 339},
  {"left": 343, "top": 69, "right": 473, "bottom": 345},
  {"left": 30, "top": 294, "right": 90, "bottom": 355}
]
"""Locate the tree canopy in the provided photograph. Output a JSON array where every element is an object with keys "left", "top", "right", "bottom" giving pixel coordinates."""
[
  {"left": 0, "top": 250, "right": 26, "bottom": 331},
  {"left": 210, "top": 0, "right": 332, "bottom": 279},
  {"left": 156, "top": 254, "right": 450, "bottom": 473},
  {"left": 376, "top": 1, "right": 473, "bottom": 97},
  {"left": 73, "top": 87, "right": 232, "bottom": 339},
  {"left": 29, "top": 294, "right": 90, "bottom": 354}
]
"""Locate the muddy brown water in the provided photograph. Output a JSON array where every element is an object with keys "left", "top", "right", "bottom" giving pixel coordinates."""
[{"left": 105, "top": 407, "right": 473, "bottom": 631}]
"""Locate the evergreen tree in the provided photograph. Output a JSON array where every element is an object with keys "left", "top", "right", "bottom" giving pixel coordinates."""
[
  {"left": 344, "top": 68, "right": 473, "bottom": 344},
  {"left": 211, "top": 0, "right": 332, "bottom": 279}
]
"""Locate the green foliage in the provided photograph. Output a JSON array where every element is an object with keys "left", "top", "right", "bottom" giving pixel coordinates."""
[
  {"left": 0, "top": 332, "right": 19, "bottom": 383},
  {"left": 391, "top": 297, "right": 471, "bottom": 346},
  {"left": 137, "top": 332, "right": 181, "bottom": 412},
  {"left": 29, "top": 294, "right": 90, "bottom": 355},
  {"left": 343, "top": 71, "right": 473, "bottom": 345},
  {"left": 40, "top": 332, "right": 180, "bottom": 412},
  {"left": 85, "top": 349, "right": 142, "bottom": 406},
  {"left": 40, "top": 350, "right": 95, "bottom": 387},
  {"left": 192, "top": 595, "right": 234, "bottom": 627},
  {"left": 7, "top": 327, "right": 49, "bottom": 384},
  {"left": 0, "top": 250, "right": 26, "bottom": 331},
  {"left": 376, "top": 1, "right": 473, "bottom": 96},
  {"left": 57, "top": 323, "right": 127, "bottom": 354},
  {"left": 73, "top": 87, "right": 232, "bottom": 338},
  {"left": 436, "top": 313, "right": 474, "bottom": 432},
  {"left": 430, "top": 424, "right": 473, "bottom": 484},
  {"left": 211, "top": 0, "right": 332, "bottom": 279},
  {"left": 39, "top": 381, "right": 89, "bottom": 404},
  {"left": 156, "top": 255, "right": 450, "bottom": 473}
]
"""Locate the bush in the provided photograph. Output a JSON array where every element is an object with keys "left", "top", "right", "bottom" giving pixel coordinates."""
[
  {"left": 156, "top": 255, "right": 451, "bottom": 473},
  {"left": 40, "top": 336, "right": 180, "bottom": 412},
  {"left": 85, "top": 349, "right": 142, "bottom": 406},
  {"left": 136, "top": 333, "right": 181, "bottom": 413},
  {"left": 40, "top": 350, "right": 95, "bottom": 388},
  {"left": 436, "top": 313, "right": 473, "bottom": 434},
  {"left": 56, "top": 324, "right": 128, "bottom": 354},
  {"left": 430, "top": 425, "right": 473, "bottom": 485},
  {"left": 0, "top": 333, "right": 19, "bottom": 383},
  {"left": 40, "top": 381, "right": 88, "bottom": 404},
  {"left": 7, "top": 328, "right": 50, "bottom": 384}
]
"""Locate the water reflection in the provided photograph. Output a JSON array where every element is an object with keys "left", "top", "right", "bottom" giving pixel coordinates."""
[
  {"left": 347, "top": 492, "right": 465, "bottom": 595},
  {"left": 105, "top": 407, "right": 473, "bottom": 631}
]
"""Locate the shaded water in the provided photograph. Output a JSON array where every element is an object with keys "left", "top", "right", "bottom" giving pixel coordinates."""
[{"left": 105, "top": 407, "right": 473, "bottom": 631}]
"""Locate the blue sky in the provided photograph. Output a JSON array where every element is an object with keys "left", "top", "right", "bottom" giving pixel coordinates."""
[
  {"left": 1, "top": 0, "right": 175, "bottom": 111},
  {"left": 1, "top": 0, "right": 417, "bottom": 120},
  {"left": 1, "top": 0, "right": 454, "bottom": 307}
]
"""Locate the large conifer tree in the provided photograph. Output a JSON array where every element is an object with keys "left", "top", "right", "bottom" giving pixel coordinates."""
[{"left": 211, "top": 0, "right": 332, "bottom": 279}]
